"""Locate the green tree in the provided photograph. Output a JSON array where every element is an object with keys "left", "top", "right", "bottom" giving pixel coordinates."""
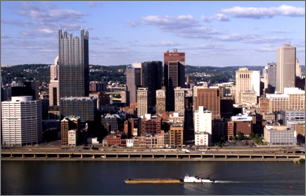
[
  {"left": 249, "top": 132, "right": 256, "bottom": 139},
  {"left": 237, "top": 132, "right": 244, "bottom": 141},
  {"left": 232, "top": 136, "right": 237, "bottom": 141}
]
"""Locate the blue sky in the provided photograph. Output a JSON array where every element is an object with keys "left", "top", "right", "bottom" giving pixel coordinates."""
[{"left": 1, "top": 1, "right": 305, "bottom": 67}]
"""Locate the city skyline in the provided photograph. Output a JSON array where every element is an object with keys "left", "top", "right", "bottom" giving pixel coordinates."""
[{"left": 1, "top": 1, "right": 305, "bottom": 67}]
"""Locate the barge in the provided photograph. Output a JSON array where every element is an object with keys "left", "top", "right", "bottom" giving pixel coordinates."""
[{"left": 124, "top": 178, "right": 182, "bottom": 184}]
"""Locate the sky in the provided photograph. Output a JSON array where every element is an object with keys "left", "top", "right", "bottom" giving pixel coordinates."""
[{"left": 1, "top": 1, "right": 305, "bottom": 67}]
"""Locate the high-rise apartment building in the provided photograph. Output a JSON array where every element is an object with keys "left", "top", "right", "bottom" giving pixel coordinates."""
[
  {"left": 164, "top": 49, "right": 185, "bottom": 111},
  {"left": 193, "top": 86, "right": 221, "bottom": 119},
  {"left": 267, "top": 62, "right": 277, "bottom": 93},
  {"left": 58, "top": 29, "right": 89, "bottom": 98},
  {"left": 156, "top": 88, "right": 166, "bottom": 115},
  {"left": 276, "top": 44, "right": 296, "bottom": 94},
  {"left": 126, "top": 66, "right": 141, "bottom": 105},
  {"left": 141, "top": 61, "right": 163, "bottom": 107},
  {"left": 137, "top": 87, "right": 148, "bottom": 117},
  {"left": 235, "top": 67, "right": 260, "bottom": 104},
  {"left": 2, "top": 96, "right": 42, "bottom": 146}
]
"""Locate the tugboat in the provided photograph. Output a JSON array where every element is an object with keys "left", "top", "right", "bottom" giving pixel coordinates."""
[{"left": 183, "top": 174, "right": 214, "bottom": 183}]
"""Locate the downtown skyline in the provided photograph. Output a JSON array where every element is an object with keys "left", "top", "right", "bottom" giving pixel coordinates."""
[{"left": 1, "top": 1, "right": 305, "bottom": 67}]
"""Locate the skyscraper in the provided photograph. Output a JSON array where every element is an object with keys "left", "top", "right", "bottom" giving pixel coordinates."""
[
  {"left": 235, "top": 67, "right": 260, "bottom": 104},
  {"left": 137, "top": 87, "right": 148, "bottom": 117},
  {"left": 58, "top": 29, "right": 89, "bottom": 98},
  {"left": 49, "top": 56, "right": 60, "bottom": 106},
  {"left": 267, "top": 62, "right": 277, "bottom": 94},
  {"left": 126, "top": 65, "right": 141, "bottom": 105},
  {"left": 141, "top": 61, "right": 163, "bottom": 107},
  {"left": 164, "top": 49, "right": 185, "bottom": 111},
  {"left": 156, "top": 88, "right": 166, "bottom": 115},
  {"left": 276, "top": 44, "right": 296, "bottom": 94},
  {"left": 2, "top": 96, "right": 42, "bottom": 146}
]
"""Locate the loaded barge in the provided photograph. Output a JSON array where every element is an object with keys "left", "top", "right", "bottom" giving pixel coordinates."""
[
  {"left": 124, "top": 178, "right": 182, "bottom": 184},
  {"left": 125, "top": 174, "right": 214, "bottom": 184}
]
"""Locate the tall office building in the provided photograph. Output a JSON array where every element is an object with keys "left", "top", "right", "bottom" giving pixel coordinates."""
[
  {"left": 164, "top": 49, "right": 185, "bottom": 111},
  {"left": 262, "top": 66, "right": 268, "bottom": 90},
  {"left": 24, "top": 81, "right": 39, "bottom": 100},
  {"left": 141, "top": 61, "right": 163, "bottom": 107},
  {"left": 126, "top": 65, "right": 141, "bottom": 105},
  {"left": 193, "top": 86, "right": 221, "bottom": 119},
  {"left": 235, "top": 67, "right": 260, "bottom": 104},
  {"left": 49, "top": 56, "right": 60, "bottom": 106},
  {"left": 296, "top": 58, "right": 302, "bottom": 77},
  {"left": 137, "top": 88, "right": 148, "bottom": 117},
  {"left": 2, "top": 96, "right": 42, "bottom": 146},
  {"left": 267, "top": 62, "right": 277, "bottom": 93},
  {"left": 58, "top": 29, "right": 89, "bottom": 98},
  {"left": 156, "top": 88, "right": 166, "bottom": 115},
  {"left": 194, "top": 106, "right": 212, "bottom": 146},
  {"left": 276, "top": 44, "right": 296, "bottom": 94},
  {"left": 174, "top": 87, "right": 187, "bottom": 115}
]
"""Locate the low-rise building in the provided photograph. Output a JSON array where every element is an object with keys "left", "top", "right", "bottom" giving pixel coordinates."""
[
  {"left": 264, "top": 125, "right": 296, "bottom": 146},
  {"left": 169, "top": 123, "right": 184, "bottom": 147},
  {"left": 68, "top": 130, "right": 77, "bottom": 147}
]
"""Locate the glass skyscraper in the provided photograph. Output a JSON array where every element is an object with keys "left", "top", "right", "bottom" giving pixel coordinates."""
[{"left": 58, "top": 29, "right": 89, "bottom": 98}]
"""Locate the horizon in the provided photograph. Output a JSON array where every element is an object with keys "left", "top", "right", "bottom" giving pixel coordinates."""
[{"left": 1, "top": 1, "right": 305, "bottom": 67}]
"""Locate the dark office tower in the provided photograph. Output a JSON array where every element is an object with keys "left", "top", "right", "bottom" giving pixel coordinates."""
[
  {"left": 167, "top": 61, "right": 185, "bottom": 111},
  {"left": 164, "top": 49, "right": 185, "bottom": 111},
  {"left": 58, "top": 29, "right": 89, "bottom": 98},
  {"left": 24, "top": 81, "right": 39, "bottom": 100},
  {"left": 141, "top": 61, "right": 163, "bottom": 107},
  {"left": 126, "top": 66, "right": 141, "bottom": 105},
  {"left": 267, "top": 62, "right": 277, "bottom": 93}
]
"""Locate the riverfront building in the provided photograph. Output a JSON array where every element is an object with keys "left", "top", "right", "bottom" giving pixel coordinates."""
[
  {"left": 1, "top": 96, "right": 42, "bottom": 146},
  {"left": 61, "top": 116, "right": 80, "bottom": 146},
  {"left": 194, "top": 106, "right": 212, "bottom": 146},
  {"left": 231, "top": 114, "right": 253, "bottom": 136},
  {"left": 263, "top": 125, "right": 296, "bottom": 146}
]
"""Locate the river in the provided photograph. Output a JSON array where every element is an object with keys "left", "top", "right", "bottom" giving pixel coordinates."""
[{"left": 1, "top": 161, "right": 305, "bottom": 195}]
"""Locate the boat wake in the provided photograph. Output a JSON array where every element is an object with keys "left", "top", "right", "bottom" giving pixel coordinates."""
[{"left": 214, "top": 180, "right": 242, "bottom": 183}]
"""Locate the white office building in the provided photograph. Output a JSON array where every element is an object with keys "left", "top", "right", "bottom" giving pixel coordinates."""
[
  {"left": 68, "top": 130, "right": 77, "bottom": 146},
  {"left": 2, "top": 96, "right": 42, "bottom": 146},
  {"left": 194, "top": 106, "right": 212, "bottom": 146},
  {"left": 264, "top": 125, "right": 296, "bottom": 146}
]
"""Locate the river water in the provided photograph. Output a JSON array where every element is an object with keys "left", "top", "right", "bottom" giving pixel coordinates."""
[{"left": 1, "top": 161, "right": 305, "bottom": 195}]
